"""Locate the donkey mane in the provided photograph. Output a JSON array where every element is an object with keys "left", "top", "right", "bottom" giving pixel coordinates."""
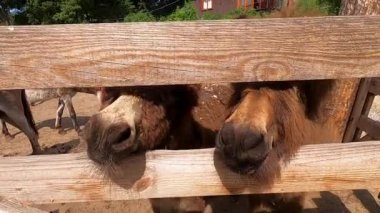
[{"left": 229, "top": 80, "right": 334, "bottom": 120}]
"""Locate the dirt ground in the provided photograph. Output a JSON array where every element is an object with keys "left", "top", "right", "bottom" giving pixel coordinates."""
[
  {"left": 369, "top": 96, "right": 380, "bottom": 121},
  {"left": 0, "top": 86, "right": 379, "bottom": 213}
]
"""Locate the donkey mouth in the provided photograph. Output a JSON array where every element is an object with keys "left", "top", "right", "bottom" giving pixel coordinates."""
[
  {"left": 87, "top": 142, "right": 139, "bottom": 167},
  {"left": 224, "top": 153, "right": 269, "bottom": 176}
]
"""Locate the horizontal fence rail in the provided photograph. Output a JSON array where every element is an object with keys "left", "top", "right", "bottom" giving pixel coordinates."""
[
  {"left": 0, "top": 141, "right": 378, "bottom": 204},
  {"left": 0, "top": 16, "right": 379, "bottom": 89},
  {"left": 0, "top": 197, "right": 47, "bottom": 213}
]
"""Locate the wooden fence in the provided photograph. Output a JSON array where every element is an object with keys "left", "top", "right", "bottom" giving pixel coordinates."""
[
  {"left": 0, "top": 16, "right": 379, "bottom": 89},
  {"left": 344, "top": 78, "right": 380, "bottom": 141},
  {"left": 0, "top": 142, "right": 379, "bottom": 204},
  {"left": 0, "top": 16, "right": 379, "bottom": 205}
]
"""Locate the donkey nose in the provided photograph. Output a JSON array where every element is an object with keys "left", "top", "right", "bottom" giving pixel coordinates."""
[
  {"left": 217, "top": 123, "right": 266, "bottom": 153},
  {"left": 216, "top": 122, "right": 271, "bottom": 174},
  {"left": 106, "top": 123, "right": 136, "bottom": 152}
]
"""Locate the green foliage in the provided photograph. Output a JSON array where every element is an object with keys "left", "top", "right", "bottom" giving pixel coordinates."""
[
  {"left": 297, "top": 0, "right": 326, "bottom": 14},
  {"left": 26, "top": 0, "right": 60, "bottom": 24},
  {"left": 319, "top": 0, "right": 341, "bottom": 15},
  {"left": 52, "top": 0, "right": 84, "bottom": 23},
  {"left": 124, "top": 10, "right": 155, "bottom": 22},
  {"left": 2, "top": 0, "right": 342, "bottom": 25},
  {"left": 224, "top": 8, "right": 260, "bottom": 19},
  {"left": 85, "top": 0, "right": 136, "bottom": 23},
  {"left": 25, "top": 0, "right": 136, "bottom": 24},
  {"left": 296, "top": 0, "right": 341, "bottom": 16},
  {"left": 161, "top": 0, "right": 198, "bottom": 21},
  {"left": 201, "top": 8, "right": 260, "bottom": 20},
  {"left": 201, "top": 11, "right": 224, "bottom": 20}
]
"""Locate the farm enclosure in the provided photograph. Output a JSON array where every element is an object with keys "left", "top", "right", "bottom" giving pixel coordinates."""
[
  {"left": 0, "top": 14, "right": 379, "bottom": 212},
  {"left": 1, "top": 91, "right": 379, "bottom": 212}
]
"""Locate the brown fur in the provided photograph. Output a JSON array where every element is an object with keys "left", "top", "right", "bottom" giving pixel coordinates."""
[
  {"left": 216, "top": 81, "right": 337, "bottom": 212},
  {"left": 83, "top": 85, "right": 202, "bottom": 165},
  {"left": 84, "top": 82, "right": 336, "bottom": 212},
  {"left": 83, "top": 85, "right": 209, "bottom": 213},
  {"left": 219, "top": 81, "right": 336, "bottom": 179}
]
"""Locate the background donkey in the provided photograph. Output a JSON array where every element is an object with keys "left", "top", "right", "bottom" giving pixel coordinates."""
[
  {"left": 1, "top": 88, "right": 97, "bottom": 136},
  {"left": 0, "top": 90, "right": 41, "bottom": 154}
]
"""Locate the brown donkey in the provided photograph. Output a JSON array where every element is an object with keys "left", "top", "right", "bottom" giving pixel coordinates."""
[
  {"left": 82, "top": 85, "right": 209, "bottom": 212},
  {"left": 83, "top": 86, "right": 203, "bottom": 166},
  {"left": 215, "top": 81, "right": 337, "bottom": 212}
]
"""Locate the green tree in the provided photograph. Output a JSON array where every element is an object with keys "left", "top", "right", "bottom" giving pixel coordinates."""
[
  {"left": 296, "top": 0, "right": 341, "bottom": 16},
  {"left": 83, "top": 0, "right": 136, "bottom": 22},
  {"left": 26, "top": 0, "right": 60, "bottom": 24},
  {"left": 124, "top": 10, "right": 155, "bottom": 22},
  {"left": 53, "top": 0, "right": 84, "bottom": 23},
  {"left": 161, "top": 0, "right": 197, "bottom": 21},
  {"left": 25, "top": 0, "right": 136, "bottom": 24}
]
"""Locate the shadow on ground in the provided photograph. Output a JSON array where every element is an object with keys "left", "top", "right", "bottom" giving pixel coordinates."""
[
  {"left": 304, "top": 191, "right": 351, "bottom": 213},
  {"left": 41, "top": 139, "right": 80, "bottom": 154}
]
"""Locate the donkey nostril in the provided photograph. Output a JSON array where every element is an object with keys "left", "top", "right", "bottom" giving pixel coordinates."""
[
  {"left": 106, "top": 123, "right": 136, "bottom": 153},
  {"left": 216, "top": 123, "right": 235, "bottom": 147},
  {"left": 112, "top": 127, "right": 131, "bottom": 145}
]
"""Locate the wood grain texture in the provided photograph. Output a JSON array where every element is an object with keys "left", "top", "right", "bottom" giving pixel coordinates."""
[
  {"left": 0, "top": 197, "right": 47, "bottom": 213},
  {"left": 0, "top": 142, "right": 379, "bottom": 204},
  {"left": 339, "top": 0, "right": 380, "bottom": 142},
  {"left": 318, "top": 79, "right": 359, "bottom": 142},
  {"left": 354, "top": 92, "right": 376, "bottom": 140},
  {"left": 343, "top": 79, "right": 372, "bottom": 142},
  {"left": 0, "top": 16, "right": 379, "bottom": 89},
  {"left": 340, "top": 0, "right": 380, "bottom": 15}
]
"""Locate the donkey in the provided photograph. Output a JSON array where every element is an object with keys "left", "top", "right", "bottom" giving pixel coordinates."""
[
  {"left": 1, "top": 88, "right": 97, "bottom": 137},
  {"left": 26, "top": 88, "right": 80, "bottom": 132},
  {"left": 83, "top": 86, "right": 202, "bottom": 165},
  {"left": 0, "top": 90, "right": 41, "bottom": 154},
  {"left": 83, "top": 85, "right": 209, "bottom": 211},
  {"left": 215, "top": 81, "right": 337, "bottom": 212},
  {"left": 83, "top": 85, "right": 316, "bottom": 212}
]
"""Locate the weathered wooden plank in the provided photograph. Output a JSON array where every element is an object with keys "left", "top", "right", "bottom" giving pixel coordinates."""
[
  {"left": 0, "top": 197, "right": 47, "bottom": 213},
  {"left": 352, "top": 80, "right": 376, "bottom": 141},
  {"left": 317, "top": 79, "right": 360, "bottom": 142},
  {"left": 357, "top": 116, "right": 380, "bottom": 140},
  {"left": 343, "top": 79, "right": 372, "bottom": 142},
  {"left": 0, "top": 142, "right": 379, "bottom": 204},
  {"left": 340, "top": 0, "right": 380, "bottom": 142},
  {"left": 369, "top": 78, "right": 380, "bottom": 95},
  {"left": 0, "top": 16, "right": 379, "bottom": 89},
  {"left": 353, "top": 92, "right": 376, "bottom": 140}
]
